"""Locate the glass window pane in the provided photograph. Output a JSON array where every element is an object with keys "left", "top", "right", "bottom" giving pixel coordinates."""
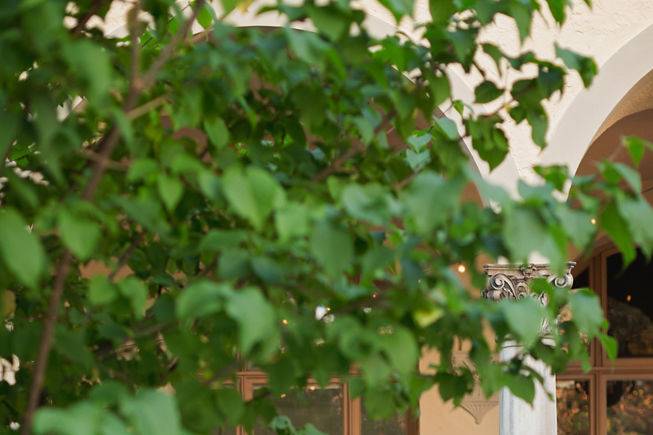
[
  {"left": 606, "top": 380, "right": 653, "bottom": 435},
  {"left": 606, "top": 250, "right": 653, "bottom": 357},
  {"left": 556, "top": 380, "right": 590, "bottom": 435},
  {"left": 253, "top": 385, "right": 344, "bottom": 435},
  {"left": 361, "top": 404, "right": 407, "bottom": 435}
]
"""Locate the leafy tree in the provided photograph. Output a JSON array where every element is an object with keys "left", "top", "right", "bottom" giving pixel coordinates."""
[{"left": 0, "top": 0, "right": 651, "bottom": 434}]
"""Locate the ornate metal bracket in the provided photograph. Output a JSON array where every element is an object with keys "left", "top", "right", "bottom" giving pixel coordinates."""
[
  {"left": 452, "top": 350, "right": 499, "bottom": 424},
  {"left": 482, "top": 262, "right": 576, "bottom": 301}
]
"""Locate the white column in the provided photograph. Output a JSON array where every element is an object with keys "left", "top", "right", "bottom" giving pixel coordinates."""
[
  {"left": 498, "top": 345, "right": 557, "bottom": 435},
  {"left": 483, "top": 264, "right": 575, "bottom": 435}
]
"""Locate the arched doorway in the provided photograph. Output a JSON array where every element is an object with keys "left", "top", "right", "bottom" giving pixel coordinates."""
[{"left": 556, "top": 108, "right": 653, "bottom": 434}]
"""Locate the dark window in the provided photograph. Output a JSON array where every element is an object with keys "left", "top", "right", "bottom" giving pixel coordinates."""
[
  {"left": 237, "top": 374, "right": 416, "bottom": 435},
  {"left": 606, "top": 250, "right": 653, "bottom": 358},
  {"left": 557, "top": 248, "right": 653, "bottom": 435},
  {"left": 556, "top": 379, "right": 590, "bottom": 435},
  {"left": 606, "top": 380, "right": 653, "bottom": 435}
]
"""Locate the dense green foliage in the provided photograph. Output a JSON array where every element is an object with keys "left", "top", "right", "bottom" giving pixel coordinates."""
[{"left": 0, "top": 0, "right": 652, "bottom": 433}]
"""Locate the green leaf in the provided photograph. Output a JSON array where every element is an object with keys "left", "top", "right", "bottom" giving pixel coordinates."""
[
  {"left": 474, "top": 81, "right": 503, "bottom": 104},
  {"left": 435, "top": 373, "right": 470, "bottom": 403},
  {"left": 402, "top": 172, "right": 463, "bottom": 235},
  {"left": 534, "top": 165, "right": 568, "bottom": 191},
  {"left": 34, "top": 403, "right": 104, "bottom": 435},
  {"left": 199, "top": 229, "right": 247, "bottom": 252},
  {"left": 216, "top": 388, "right": 245, "bottom": 425},
  {"left": 58, "top": 209, "right": 101, "bottom": 260},
  {"left": 222, "top": 165, "right": 286, "bottom": 230},
  {"left": 503, "top": 206, "right": 563, "bottom": 269},
  {"left": 308, "top": 6, "right": 348, "bottom": 41},
  {"left": 466, "top": 116, "right": 510, "bottom": 170},
  {"left": 501, "top": 297, "right": 545, "bottom": 347},
  {"left": 407, "top": 132, "right": 432, "bottom": 150},
  {"left": 157, "top": 173, "right": 184, "bottom": 212},
  {"left": 342, "top": 183, "right": 398, "bottom": 225},
  {"left": 555, "top": 206, "right": 595, "bottom": 249},
  {"left": 378, "top": 0, "right": 414, "bottom": 20},
  {"left": 527, "top": 107, "right": 549, "bottom": 148},
  {"left": 285, "top": 28, "right": 330, "bottom": 68},
  {"left": 128, "top": 159, "right": 158, "bottom": 182},
  {"left": 226, "top": 287, "right": 277, "bottom": 354},
  {"left": 197, "top": 3, "right": 214, "bottom": 29},
  {"left": 510, "top": 2, "right": 533, "bottom": 42},
  {"left": 429, "top": 0, "right": 455, "bottom": 24},
  {"left": 176, "top": 280, "right": 231, "bottom": 321},
  {"left": 0, "top": 208, "right": 45, "bottom": 287},
  {"left": 219, "top": 0, "right": 239, "bottom": 16},
  {"left": 600, "top": 161, "right": 641, "bottom": 192},
  {"left": 361, "top": 246, "right": 394, "bottom": 283},
  {"left": 598, "top": 333, "right": 618, "bottom": 360},
  {"left": 197, "top": 170, "right": 222, "bottom": 201},
  {"left": 623, "top": 136, "right": 653, "bottom": 167},
  {"left": 447, "top": 29, "right": 476, "bottom": 63},
  {"left": 406, "top": 148, "right": 431, "bottom": 171},
  {"left": 504, "top": 374, "right": 535, "bottom": 403},
  {"left": 310, "top": 220, "right": 354, "bottom": 277},
  {"left": 117, "top": 277, "right": 148, "bottom": 319},
  {"left": 88, "top": 275, "right": 117, "bottom": 305},
  {"left": 569, "top": 290, "right": 603, "bottom": 335},
  {"left": 299, "top": 424, "right": 328, "bottom": 435},
  {"left": 360, "top": 355, "right": 392, "bottom": 387},
  {"left": 413, "top": 306, "right": 444, "bottom": 328},
  {"left": 546, "top": 0, "right": 566, "bottom": 24},
  {"left": 435, "top": 117, "right": 459, "bottom": 140},
  {"left": 555, "top": 44, "right": 597, "bottom": 87},
  {"left": 600, "top": 201, "right": 635, "bottom": 264},
  {"left": 616, "top": 197, "right": 653, "bottom": 257},
  {"left": 430, "top": 73, "right": 451, "bottom": 106},
  {"left": 380, "top": 326, "right": 418, "bottom": 374},
  {"left": 62, "top": 40, "right": 112, "bottom": 102},
  {"left": 251, "top": 256, "right": 284, "bottom": 284},
  {"left": 275, "top": 202, "right": 309, "bottom": 242},
  {"left": 120, "top": 390, "right": 183, "bottom": 435},
  {"left": 55, "top": 326, "right": 93, "bottom": 370},
  {"left": 204, "top": 117, "right": 230, "bottom": 149}
]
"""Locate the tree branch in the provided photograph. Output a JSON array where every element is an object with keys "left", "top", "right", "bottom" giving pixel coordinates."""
[
  {"left": 22, "top": 2, "right": 204, "bottom": 432},
  {"left": 70, "top": 0, "right": 107, "bottom": 35},
  {"left": 140, "top": 2, "right": 204, "bottom": 91},
  {"left": 21, "top": 250, "right": 72, "bottom": 434}
]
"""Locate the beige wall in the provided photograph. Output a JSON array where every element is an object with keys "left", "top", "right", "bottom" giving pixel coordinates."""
[{"left": 419, "top": 350, "right": 499, "bottom": 435}]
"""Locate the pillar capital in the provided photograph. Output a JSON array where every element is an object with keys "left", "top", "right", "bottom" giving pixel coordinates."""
[{"left": 482, "top": 262, "right": 575, "bottom": 301}]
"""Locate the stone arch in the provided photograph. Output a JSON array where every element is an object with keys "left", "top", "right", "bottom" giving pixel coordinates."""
[{"left": 541, "top": 23, "right": 653, "bottom": 178}]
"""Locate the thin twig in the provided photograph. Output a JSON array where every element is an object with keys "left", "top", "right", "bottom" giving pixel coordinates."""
[
  {"left": 126, "top": 95, "right": 169, "bottom": 120},
  {"left": 21, "top": 2, "right": 204, "bottom": 432},
  {"left": 140, "top": 2, "right": 204, "bottom": 90},
  {"left": 70, "top": 0, "right": 107, "bottom": 35},
  {"left": 80, "top": 150, "right": 129, "bottom": 171},
  {"left": 21, "top": 250, "right": 72, "bottom": 434},
  {"left": 313, "top": 142, "right": 365, "bottom": 182}
]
